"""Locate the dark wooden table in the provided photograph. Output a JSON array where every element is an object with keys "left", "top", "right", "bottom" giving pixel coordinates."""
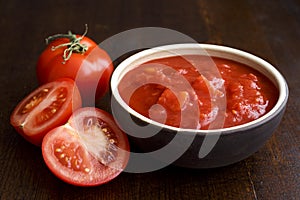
[{"left": 1, "top": 0, "right": 299, "bottom": 199}]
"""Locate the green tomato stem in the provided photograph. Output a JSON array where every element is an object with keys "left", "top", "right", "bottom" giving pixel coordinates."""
[{"left": 45, "top": 24, "right": 89, "bottom": 64}]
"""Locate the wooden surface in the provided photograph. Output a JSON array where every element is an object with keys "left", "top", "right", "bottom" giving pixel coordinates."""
[{"left": 1, "top": 0, "right": 299, "bottom": 199}]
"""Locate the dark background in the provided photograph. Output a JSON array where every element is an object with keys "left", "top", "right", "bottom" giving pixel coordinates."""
[{"left": 1, "top": 0, "right": 299, "bottom": 199}]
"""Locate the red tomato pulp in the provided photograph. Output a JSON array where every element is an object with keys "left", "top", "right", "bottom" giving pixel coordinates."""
[
  {"left": 10, "top": 78, "right": 82, "bottom": 145},
  {"left": 42, "top": 107, "right": 130, "bottom": 186},
  {"left": 118, "top": 55, "right": 279, "bottom": 129}
]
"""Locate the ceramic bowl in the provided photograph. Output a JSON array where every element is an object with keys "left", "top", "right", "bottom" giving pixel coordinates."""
[{"left": 110, "top": 43, "right": 289, "bottom": 169}]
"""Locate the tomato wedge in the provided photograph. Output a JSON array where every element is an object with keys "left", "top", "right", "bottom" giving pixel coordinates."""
[
  {"left": 41, "top": 107, "right": 130, "bottom": 186},
  {"left": 10, "top": 78, "right": 82, "bottom": 146}
]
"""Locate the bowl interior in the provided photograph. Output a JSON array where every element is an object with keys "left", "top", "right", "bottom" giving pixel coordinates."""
[{"left": 111, "top": 43, "right": 289, "bottom": 133}]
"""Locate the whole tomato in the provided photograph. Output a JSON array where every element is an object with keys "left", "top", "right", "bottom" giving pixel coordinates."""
[{"left": 36, "top": 25, "right": 114, "bottom": 105}]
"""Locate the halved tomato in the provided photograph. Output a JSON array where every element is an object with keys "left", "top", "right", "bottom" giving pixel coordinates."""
[
  {"left": 10, "top": 78, "right": 82, "bottom": 146},
  {"left": 41, "top": 107, "right": 130, "bottom": 186}
]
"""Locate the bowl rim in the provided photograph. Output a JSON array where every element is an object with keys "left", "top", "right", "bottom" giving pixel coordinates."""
[{"left": 111, "top": 43, "right": 289, "bottom": 135}]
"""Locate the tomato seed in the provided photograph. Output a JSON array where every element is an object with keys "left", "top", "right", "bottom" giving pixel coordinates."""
[
  {"left": 65, "top": 156, "right": 70, "bottom": 162},
  {"left": 109, "top": 139, "right": 116, "bottom": 144},
  {"left": 102, "top": 128, "right": 108, "bottom": 133},
  {"left": 20, "top": 88, "right": 51, "bottom": 114},
  {"left": 59, "top": 98, "right": 66, "bottom": 102},
  {"left": 84, "top": 168, "right": 90, "bottom": 173},
  {"left": 74, "top": 159, "right": 79, "bottom": 167},
  {"left": 58, "top": 93, "right": 66, "bottom": 99}
]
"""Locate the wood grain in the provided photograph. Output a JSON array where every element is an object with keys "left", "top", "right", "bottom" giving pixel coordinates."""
[{"left": 0, "top": 0, "right": 299, "bottom": 199}]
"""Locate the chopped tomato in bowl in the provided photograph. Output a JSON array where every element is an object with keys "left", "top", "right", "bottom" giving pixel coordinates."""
[{"left": 110, "top": 43, "right": 289, "bottom": 169}]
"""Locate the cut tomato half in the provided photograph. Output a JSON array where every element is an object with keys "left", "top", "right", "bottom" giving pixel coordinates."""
[
  {"left": 41, "top": 107, "right": 130, "bottom": 186},
  {"left": 10, "top": 78, "right": 82, "bottom": 146}
]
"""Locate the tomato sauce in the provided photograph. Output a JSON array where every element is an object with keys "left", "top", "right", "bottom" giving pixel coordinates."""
[{"left": 118, "top": 55, "right": 278, "bottom": 129}]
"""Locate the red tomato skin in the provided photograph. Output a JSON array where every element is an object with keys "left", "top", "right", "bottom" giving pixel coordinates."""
[
  {"left": 10, "top": 78, "right": 82, "bottom": 146},
  {"left": 42, "top": 107, "right": 130, "bottom": 186},
  {"left": 42, "top": 126, "right": 96, "bottom": 186},
  {"left": 36, "top": 35, "right": 114, "bottom": 105}
]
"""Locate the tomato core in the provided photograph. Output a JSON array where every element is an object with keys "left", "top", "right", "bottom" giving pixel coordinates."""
[
  {"left": 35, "top": 87, "right": 68, "bottom": 125},
  {"left": 80, "top": 116, "right": 118, "bottom": 165}
]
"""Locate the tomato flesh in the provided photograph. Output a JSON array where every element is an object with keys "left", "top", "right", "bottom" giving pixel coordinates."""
[
  {"left": 42, "top": 107, "right": 130, "bottom": 186},
  {"left": 53, "top": 138, "right": 92, "bottom": 173},
  {"left": 10, "top": 78, "right": 82, "bottom": 146}
]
